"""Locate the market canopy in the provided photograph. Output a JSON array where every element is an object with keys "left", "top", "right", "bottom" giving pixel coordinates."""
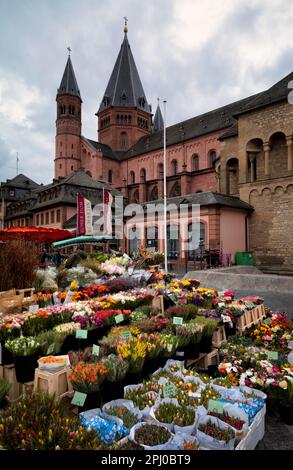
[
  {"left": 0, "top": 227, "right": 75, "bottom": 243},
  {"left": 52, "top": 235, "right": 116, "bottom": 248}
]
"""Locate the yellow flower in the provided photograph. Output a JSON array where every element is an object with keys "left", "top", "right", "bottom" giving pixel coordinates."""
[{"left": 70, "top": 279, "right": 78, "bottom": 290}]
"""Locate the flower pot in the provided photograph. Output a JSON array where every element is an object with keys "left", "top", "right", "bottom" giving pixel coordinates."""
[
  {"left": 86, "top": 327, "right": 107, "bottom": 346},
  {"left": 102, "top": 379, "right": 125, "bottom": 403},
  {"left": 279, "top": 405, "right": 293, "bottom": 425},
  {"left": 78, "top": 389, "right": 103, "bottom": 412},
  {"left": 0, "top": 344, "right": 14, "bottom": 365},
  {"left": 199, "top": 336, "right": 213, "bottom": 353},
  {"left": 14, "top": 353, "right": 39, "bottom": 383},
  {"left": 124, "top": 370, "right": 144, "bottom": 386},
  {"left": 224, "top": 323, "right": 236, "bottom": 338},
  {"left": 186, "top": 342, "right": 200, "bottom": 360},
  {"left": 60, "top": 335, "right": 80, "bottom": 354}
]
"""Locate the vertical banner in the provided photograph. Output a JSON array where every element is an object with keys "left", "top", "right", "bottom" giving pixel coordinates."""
[
  {"left": 103, "top": 188, "right": 113, "bottom": 235},
  {"left": 77, "top": 193, "right": 85, "bottom": 236},
  {"left": 77, "top": 193, "right": 93, "bottom": 236},
  {"left": 84, "top": 197, "right": 93, "bottom": 235}
]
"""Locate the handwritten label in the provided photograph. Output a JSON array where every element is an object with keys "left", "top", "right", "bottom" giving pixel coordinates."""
[
  {"left": 64, "top": 290, "right": 74, "bottom": 304},
  {"left": 120, "top": 331, "right": 133, "bottom": 340},
  {"left": 76, "top": 329, "right": 88, "bottom": 339},
  {"left": 263, "top": 318, "right": 272, "bottom": 324},
  {"left": 115, "top": 314, "right": 124, "bottom": 324},
  {"left": 71, "top": 391, "right": 87, "bottom": 407},
  {"left": 163, "top": 382, "right": 177, "bottom": 398},
  {"left": 208, "top": 399, "right": 224, "bottom": 414},
  {"left": 267, "top": 351, "right": 278, "bottom": 360},
  {"left": 29, "top": 304, "right": 39, "bottom": 313},
  {"left": 92, "top": 344, "right": 100, "bottom": 356},
  {"left": 173, "top": 316, "right": 183, "bottom": 325}
]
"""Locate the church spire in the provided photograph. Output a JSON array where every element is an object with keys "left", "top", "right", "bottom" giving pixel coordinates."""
[
  {"left": 57, "top": 50, "right": 81, "bottom": 99},
  {"left": 98, "top": 26, "right": 150, "bottom": 113},
  {"left": 153, "top": 99, "right": 164, "bottom": 132}
]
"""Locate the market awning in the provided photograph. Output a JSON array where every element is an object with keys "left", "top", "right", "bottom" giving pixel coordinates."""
[
  {"left": 0, "top": 227, "right": 75, "bottom": 242},
  {"left": 52, "top": 235, "right": 116, "bottom": 248}
]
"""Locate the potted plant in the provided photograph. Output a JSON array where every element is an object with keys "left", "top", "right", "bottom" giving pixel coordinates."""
[
  {"left": 5, "top": 336, "right": 42, "bottom": 383},
  {"left": 0, "top": 316, "right": 23, "bottom": 365},
  {"left": 69, "top": 362, "right": 108, "bottom": 411},
  {"left": 101, "top": 354, "right": 129, "bottom": 401}
]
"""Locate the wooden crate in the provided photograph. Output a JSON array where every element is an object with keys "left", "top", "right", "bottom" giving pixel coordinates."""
[
  {"left": 19, "top": 381, "right": 34, "bottom": 396},
  {"left": 2, "top": 364, "right": 20, "bottom": 401},
  {"left": 212, "top": 325, "right": 226, "bottom": 348},
  {"left": 34, "top": 367, "right": 72, "bottom": 398},
  {"left": 186, "top": 349, "right": 219, "bottom": 370}
]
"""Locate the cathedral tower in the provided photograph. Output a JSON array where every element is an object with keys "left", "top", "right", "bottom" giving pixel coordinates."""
[
  {"left": 55, "top": 51, "right": 82, "bottom": 178},
  {"left": 97, "top": 24, "right": 152, "bottom": 151}
]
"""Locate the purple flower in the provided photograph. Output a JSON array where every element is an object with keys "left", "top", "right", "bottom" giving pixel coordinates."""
[
  {"left": 72, "top": 315, "right": 89, "bottom": 328},
  {"left": 90, "top": 316, "right": 104, "bottom": 328}
]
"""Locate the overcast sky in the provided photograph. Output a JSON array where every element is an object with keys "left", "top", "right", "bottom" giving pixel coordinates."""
[{"left": 1, "top": 0, "right": 293, "bottom": 184}]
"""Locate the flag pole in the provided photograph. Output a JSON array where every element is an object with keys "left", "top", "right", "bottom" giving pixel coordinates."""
[{"left": 163, "top": 100, "right": 168, "bottom": 272}]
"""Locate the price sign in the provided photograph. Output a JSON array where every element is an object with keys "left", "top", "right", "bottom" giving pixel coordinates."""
[
  {"left": 176, "top": 350, "right": 185, "bottom": 357},
  {"left": 263, "top": 318, "right": 272, "bottom": 324},
  {"left": 267, "top": 351, "right": 278, "bottom": 360},
  {"left": 208, "top": 399, "right": 224, "bottom": 414},
  {"left": 173, "top": 316, "right": 183, "bottom": 325},
  {"left": 163, "top": 382, "right": 177, "bottom": 398},
  {"left": 92, "top": 344, "right": 100, "bottom": 356},
  {"left": 76, "top": 329, "right": 88, "bottom": 339},
  {"left": 115, "top": 314, "right": 124, "bottom": 324},
  {"left": 120, "top": 331, "right": 133, "bottom": 340},
  {"left": 29, "top": 304, "right": 39, "bottom": 313},
  {"left": 71, "top": 391, "right": 87, "bottom": 407}
]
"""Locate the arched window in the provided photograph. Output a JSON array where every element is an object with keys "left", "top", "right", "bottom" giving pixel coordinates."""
[
  {"left": 150, "top": 186, "right": 158, "bottom": 201},
  {"left": 209, "top": 150, "right": 217, "bottom": 168},
  {"left": 108, "top": 170, "right": 113, "bottom": 183},
  {"left": 140, "top": 168, "right": 146, "bottom": 183},
  {"left": 130, "top": 171, "right": 135, "bottom": 184},
  {"left": 169, "top": 181, "right": 181, "bottom": 197},
  {"left": 120, "top": 132, "right": 128, "bottom": 150},
  {"left": 132, "top": 189, "right": 139, "bottom": 203},
  {"left": 188, "top": 222, "right": 205, "bottom": 260},
  {"left": 172, "top": 159, "right": 178, "bottom": 175},
  {"left": 157, "top": 163, "right": 164, "bottom": 178},
  {"left": 192, "top": 154, "right": 199, "bottom": 171},
  {"left": 167, "top": 224, "right": 179, "bottom": 259}
]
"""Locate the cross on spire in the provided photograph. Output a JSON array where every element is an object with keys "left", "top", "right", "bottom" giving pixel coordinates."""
[
  {"left": 67, "top": 46, "right": 72, "bottom": 55},
  {"left": 123, "top": 16, "right": 128, "bottom": 33}
]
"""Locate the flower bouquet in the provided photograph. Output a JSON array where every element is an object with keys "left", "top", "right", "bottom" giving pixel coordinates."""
[
  {"left": 5, "top": 336, "right": 43, "bottom": 383},
  {"left": 68, "top": 348, "right": 100, "bottom": 365},
  {"left": 197, "top": 416, "right": 236, "bottom": 450},
  {"left": 69, "top": 362, "right": 108, "bottom": 393},
  {"left": 129, "top": 423, "right": 172, "bottom": 450},
  {"left": 103, "top": 402, "right": 141, "bottom": 430},
  {"left": 101, "top": 354, "right": 129, "bottom": 383},
  {"left": 117, "top": 338, "right": 147, "bottom": 374},
  {"left": 208, "top": 410, "right": 247, "bottom": 437},
  {"left": 151, "top": 399, "right": 196, "bottom": 434}
]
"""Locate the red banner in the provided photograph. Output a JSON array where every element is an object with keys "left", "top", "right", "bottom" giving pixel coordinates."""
[{"left": 77, "top": 193, "right": 85, "bottom": 235}]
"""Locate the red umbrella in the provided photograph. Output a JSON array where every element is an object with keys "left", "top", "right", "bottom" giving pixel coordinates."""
[{"left": 0, "top": 227, "right": 75, "bottom": 243}]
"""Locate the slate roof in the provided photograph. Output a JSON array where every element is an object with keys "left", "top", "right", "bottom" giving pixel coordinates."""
[
  {"left": 153, "top": 103, "right": 164, "bottom": 132},
  {"left": 83, "top": 137, "right": 120, "bottom": 161},
  {"left": 98, "top": 32, "right": 151, "bottom": 113},
  {"left": 57, "top": 55, "right": 81, "bottom": 99},
  {"left": 144, "top": 191, "right": 253, "bottom": 211},
  {"left": 113, "top": 70, "right": 293, "bottom": 158},
  {"left": 0, "top": 174, "right": 39, "bottom": 189}
]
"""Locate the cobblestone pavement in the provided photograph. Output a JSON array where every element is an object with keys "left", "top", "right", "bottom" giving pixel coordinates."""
[
  {"left": 257, "top": 412, "right": 293, "bottom": 450},
  {"left": 234, "top": 290, "right": 293, "bottom": 320}
]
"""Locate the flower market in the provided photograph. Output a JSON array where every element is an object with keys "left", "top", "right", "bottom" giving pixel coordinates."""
[{"left": 0, "top": 249, "right": 292, "bottom": 452}]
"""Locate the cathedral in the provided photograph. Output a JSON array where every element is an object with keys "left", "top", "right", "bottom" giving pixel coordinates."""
[{"left": 2, "top": 24, "right": 293, "bottom": 273}]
